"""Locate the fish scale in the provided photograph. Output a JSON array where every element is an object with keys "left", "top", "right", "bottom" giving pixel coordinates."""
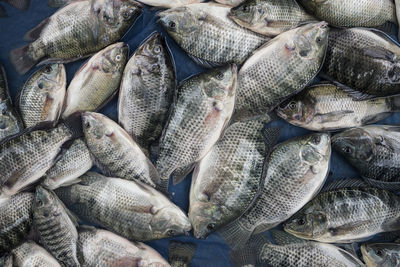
[{"left": 10, "top": 241, "right": 61, "bottom": 267}]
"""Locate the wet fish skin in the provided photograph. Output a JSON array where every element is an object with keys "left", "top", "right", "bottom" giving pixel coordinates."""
[
  {"left": 332, "top": 126, "right": 400, "bottom": 186},
  {"left": 118, "top": 33, "right": 175, "bottom": 156},
  {"left": 155, "top": 64, "right": 237, "bottom": 192},
  {"left": 323, "top": 28, "right": 400, "bottom": 99},
  {"left": 219, "top": 133, "right": 331, "bottom": 248},
  {"left": 10, "top": 241, "right": 61, "bottom": 267},
  {"left": 361, "top": 243, "right": 400, "bottom": 267},
  {"left": 47, "top": 0, "right": 69, "bottom": 8},
  {"left": 55, "top": 172, "right": 192, "bottom": 241},
  {"left": 62, "top": 42, "right": 128, "bottom": 118},
  {"left": 137, "top": 0, "right": 204, "bottom": 8},
  {"left": 298, "top": 0, "right": 397, "bottom": 27},
  {"left": 33, "top": 186, "right": 80, "bottom": 267},
  {"left": 276, "top": 83, "right": 399, "bottom": 131},
  {"left": 233, "top": 22, "right": 328, "bottom": 122},
  {"left": 158, "top": 3, "right": 269, "bottom": 67},
  {"left": 0, "top": 63, "right": 24, "bottom": 142},
  {"left": 0, "top": 193, "right": 33, "bottom": 253},
  {"left": 42, "top": 138, "right": 93, "bottom": 190},
  {"left": 78, "top": 227, "right": 170, "bottom": 267},
  {"left": 10, "top": 0, "right": 142, "bottom": 75},
  {"left": 284, "top": 187, "right": 400, "bottom": 243},
  {"left": 18, "top": 64, "right": 66, "bottom": 128},
  {"left": 82, "top": 112, "right": 161, "bottom": 188},
  {"left": 168, "top": 241, "right": 196, "bottom": 267},
  {"left": 189, "top": 119, "right": 271, "bottom": 239},
  {"left": 229, "top": 0, "right": 316, "bottom": 36}
]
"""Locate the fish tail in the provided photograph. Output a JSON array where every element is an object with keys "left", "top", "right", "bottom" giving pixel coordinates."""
[
  {"left": 168, "top": 241, "right": 196, "bottom": 265},
  {"left": 230, "top": 234, "right": 268, "bottom": 267},
  {"left": 218, "top": 220, "right": 253, "bottom": 250},
  {"left": 4, "top": 0, "right": 30, "bottom": 10},
  {"left": 9, "top": 44, "right": 38, "bottom": 75},
  {"left": 62, "top": 113, "right": 83, "bottom": 139}
]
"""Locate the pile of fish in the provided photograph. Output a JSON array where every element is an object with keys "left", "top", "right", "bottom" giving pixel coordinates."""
[{"left": 2, "top": 0, "right": 400, "bottom": 266}]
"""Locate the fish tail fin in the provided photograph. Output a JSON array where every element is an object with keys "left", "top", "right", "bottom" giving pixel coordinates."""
[
  {"left": 9, "top": 44, "right": 37, "bottom": 75},
  {"left": 218, "top": 220, "right": 253, "bottom": 249},
  {"left": 168, "top": 241, "right": 196, "bottom": 265},
  {"left": 230, "top": 234, "right": 268, "bottom": 267},
  {"left": 4, "top": 0, "right": 30, "bottom": 10},
  {"left": 62, "top": 113, "right": 83, "bottom": 139}
]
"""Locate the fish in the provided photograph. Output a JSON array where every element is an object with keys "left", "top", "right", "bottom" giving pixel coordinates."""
[
  {"left": 137, "top": 0, "right": 204, "bottom": 8},
  {"left": 361, "top": 242, "right": 400, "bottom": 267},
  {"left": 230, "top": 231, "right": 364, "bottom": 267},
  {"left": 0, "top": 0, "right": 30, "bottom": 10},
  {"left": 10, "top": 0, "right": 142, "bottom": 75},
  {"left": 62, "top": 42, "right": 129, "bottom": 119},
  {"left": 232, "top": 22, "right": 329, "bottom": 122},
  {"left": 0, "top": 116, "right": 82, "bottom": 199},
  {"left": 229, "top": 0, "right": 316, "bottom": 36},
  {"left": 17, "top": 64, "right": 66, "bottom": 128},
  {"left": 0, "top": 192, "right": 33, "bottom": 253},
  {"left": 214, "top": 0, "right": 244, "bottom": 7},
  {"left": 219, "top": 133, "right": 331, "bottom": 248},
  {"left": 78, "top": 226, "right": 170, "bottom": 266},
  {"left": 284, "top": 187, "right": 400, "bottom": 243},
  {"left": 298, "top": 0, "right": 397, "bottom": 28},
  {"left": 332, "top": 126, "right": 400, "bottom": 189},
  {"left": 41, "top": 138, "right": 93, "bottom": 190},
  {"left": 276, "top": 83, "right": 400, "bottom": 131},
  {"left": 9, "top": 241, "right": 61, "bottom": 267},
  {"left": 322, "top": 28, "right": 400, "bottom": 100},
  {"left": 82, "top": 112, "right": 161, "bottom": 189},
  {"left": 0, "top": 63, "right": 24, "bottom": 142},
  {"left": 154, "top": 64, "right": 237, "bottom": 192},
  {"left": 158, "top": 3, "right": 269, "bottom": 67},
  {"left": 55, "top": 172, "right": 192, "bottom": 241},
  {"left": 118, "top": 33, "right": 175, "bottom": 156},
  {"left": 47, "top": 0, "right": 69, "bottom": 8},
  {"left": 168, "top": 241, "right": 196, "bottom": 267},
  {"left": 189, "top": 119, "right": 278, "bottom": 238},
  {"left": 33, "top": 186, "right": 80, "bottom": 267},
  {"left": 397, "top": 0, "right": 400, "bottom": 41}
]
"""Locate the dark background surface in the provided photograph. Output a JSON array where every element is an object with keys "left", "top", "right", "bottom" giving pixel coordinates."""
[{"left": 0, "top": 0, "right": 399, "bottom": 266}]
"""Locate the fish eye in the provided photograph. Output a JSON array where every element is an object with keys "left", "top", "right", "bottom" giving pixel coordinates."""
[
  {"left": 297, "top": 218, "right": 306, "bottom": 225},
  {"left": 1, "top": 109, "right": 6, "bottom": 115},
  {"left": 38, "top": 82, "right": 44, "bottom": 89},
  {"left": 311, "top": 135, "right": 321, "bottom": 144},
  {"left": 36, "top": 199, "right": 43, "bottom": 206},
  {"left": 288, "top": 101, "right": 297, "bottom": 110},
  {"left": 376, "top": 249, "right": 383, "bottom": 256},
  {"left": 151, "top": 64, "right": 160, "bottom": 72},
  {"left": 85, "top": 121, "right": 91, "bottom": 129},
  {"left": 242, "top": 5, "right": 250, "bottom": 12},
  {"left": 216, "top": 72, "right": 224, "bottom": 80},
  {"left": 316, "top": 37, "right": 322, "bottom": 43},
  {"left": 123, "top": 8, "right": 134, "bottom": 20},
  {"left": 167, "top": 230, "right": 175, "bottom": 236},
  {"left": 154, "top": 45, "right": 161, "bottom": 53},
  {"left": 207, "top": 223, "right": 216, "bottom": 230},
  {"left": 168, "top": 21, "right": 176, "bottom": 29},
  {"left": 44, "top": 66, "right": 52, "bottom": 73},
  {"left": 115, "top": 54, "right": 121, "bottom": 61},
  {"left": 343, "top": 146, "right": 352, "bottom": 154}
]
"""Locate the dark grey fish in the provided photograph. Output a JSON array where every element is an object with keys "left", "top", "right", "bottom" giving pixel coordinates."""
[
  {"left": 10, "top": 241, "right": 61, "bottom": 267},
  {"left": 169, "top": 241, "right": 196, "bottom": 267}
]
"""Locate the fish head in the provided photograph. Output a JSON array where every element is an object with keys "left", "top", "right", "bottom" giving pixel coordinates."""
[
  {"left": 229, "top": 0, "right": 262, "bottom": 28},
  {"left": 189, "top": 200, "right": 226, "bottom": 239},
  {"left": 300, "top": 133, "right": 331, "bottom": 165},
  {"left": 34, "top": 186, "right": 57, "bottom": 218},
  {"left": 276, "top": 96, "right": 315, "bottom": 126},
  {"left": 0, "top": 101, "right": 19, "bottom": 133},
  {"left": 158, "top": 7, "right": 202, "bottom": 40},
  {"left": 35, "top": 64, "right": 66, "bottom": 93},
  {"left": 332, "top": 128, "right": 376, "bottom": 164},
  {"left": 361, "top": 243, "right": 400, "bottom": 267},
  {"left": 82, "top": 112, "right": 116, "bottom": 142},
  {"left": 202, "top": 64, "right": 237, "bottom": 100},
  {"left": 100, "top": 42, "right": 129, "bottom": 73},
  {"left": 150, "top": 206, "right": 192, "bottom": 239},
  {"left": 292, "top": 22, "right": 328, "bottom": 61}
]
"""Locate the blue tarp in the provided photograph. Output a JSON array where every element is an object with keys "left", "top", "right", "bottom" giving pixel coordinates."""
[{"left": 0, "top": 0, "right": 399, "bottom": 266}]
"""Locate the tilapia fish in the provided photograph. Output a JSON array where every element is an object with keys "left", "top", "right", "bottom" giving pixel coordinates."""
[
  {"left": 361, "top": 242, "right": 400, "bottom": 267},
  {"left": 55, "top": 172, "right": 191, "bottom": 241},
  {"left": 0, "top": 193, "right": 33, "bottom": 252},
  {"left": 231, "top": 231, "right": 364, "bottom": 267},
  {"left": 0, "top": 63, "right": 23, "bottom": 141},
  {"left": 169, "top": 241, "right": 196, "bottom": 267},
  {"left": 189, "top": 119, "right": 276, "bottom": 238},
  {"left": 9, "top": 241, "right": 61, "bottom": 267},
  {"left": 10, "top": 0, "right": 142, "bottom": 75},
  {"left": 62, "top": 42, "right": 128, "bottom": 118},
  {"left": 232, "top": 22, "right": 328, "bottom": 122},
  {"left": 82, "top": 112, "right": 161, "bottom": 188},
  {"left": 229, "top": 0, "right": 316, "bottom": 36},
  {"left": 17, "top": 64, "right": 66, "bottom": 128},
  {"left": 42, "top": 138, "right": 93, "bottom": 190},
  {"left": 155, "top": 65, "right": 237, "bottom": 192},
  {"left": 118, "top": 33, "right": 175, "bottom": 156},
  {"left": 137, "top": 0, "right": 203, "bottom": 8},
  {"left": 158, "top": 3, "right": 269, "bottom": 67},
  {"left": 298, "top": 0, "right": 397, "bottom": 27},
  {"left": 33, "top": 186, "right": 79, "bottom": 267},
  {"left": 0, "top": 117, "right": 82, "bottom": 198},
  {"left": 276, "top": 83, "right": 400, "bottom": 131},
  {"left": 78, "top": 227, "right": 170, "bottom": 267},
  {"left": 219, "top": 133, "right": 331, "bottom": 248},
  {"left": 322, "top": 28, "right": 400, "bottom": 100},
  {"left": 284, "top": 187, "right": 400, "bottom": 243},
  {"left": 332, "top": 126, "right": 400, "bottom": 189}
]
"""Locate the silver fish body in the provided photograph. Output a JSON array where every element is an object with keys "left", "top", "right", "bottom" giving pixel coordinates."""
[
  {"left": 155, "top": 64, "right": 237, "bottom": 192},
  {"left": 55, "top": 172, "right": 191, "bottom": 241},
  {"left": 33, "top": 186, "right": 80, "bottom": 267},
  {"left": 233, "top": 22, "right": 328, "bottom": 121},
  {"left": 78, "top": 227, "right": 170, "bottom": 267},
  {"left": 118, "top": 33, "right": 175, "bottom": 156},
  {"left": 62, "top": 42, "right": 128, "bottom": 118},
  {"left": 17, "top": 64, "right": 66, "bottom": 128},
  {"left": 10, "top": 241, "right": 61, "bottom": 267}
]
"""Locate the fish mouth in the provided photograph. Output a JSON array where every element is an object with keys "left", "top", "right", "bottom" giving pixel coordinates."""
[{"left": 316, "top": 21, "right": 328, "bottom": 28}]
